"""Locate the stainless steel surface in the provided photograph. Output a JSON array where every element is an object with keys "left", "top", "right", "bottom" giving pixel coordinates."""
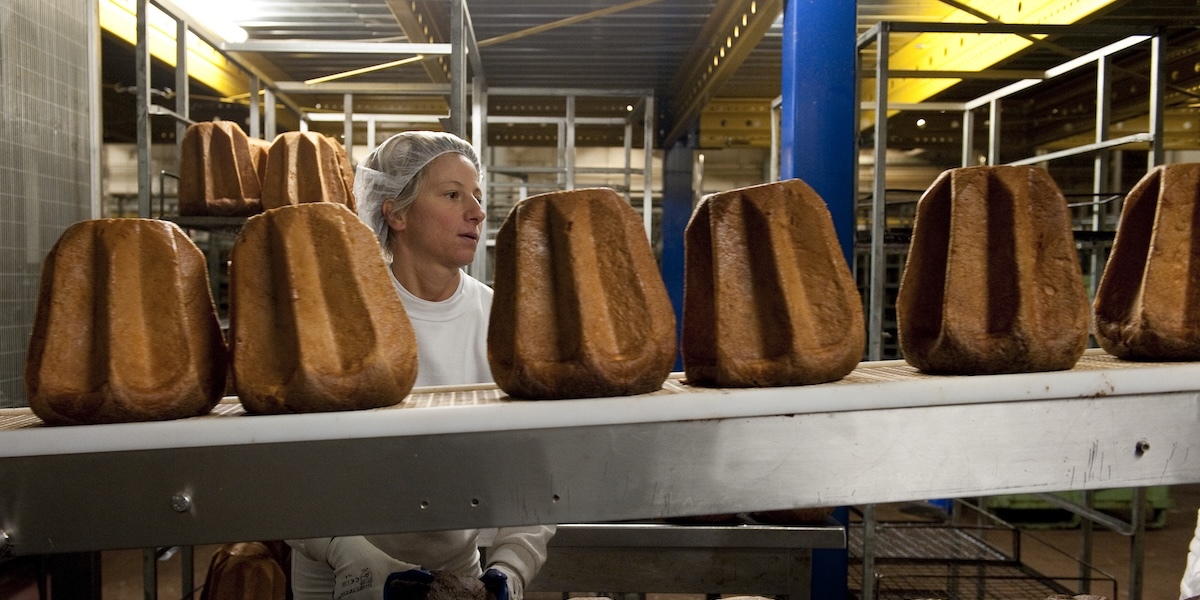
[
  {"left": 862, "top": 504, "right": 878, "bottom": 600},
  {"left": 1149, "top": 34, "right": 1166, "bottom": 168},
  {"left": 866, "top": 21, "right": 889, "bottom": 362},
  {"left": 1032, "top": 492, "right": 1134, "bottom": 535},
  {"left": 1081, "top": 489, "right": 1095, "bottom": 595},
  {"left": 1005, "top": 133, "right": 1156, "bottom": 166},
  {"left": 2, "top": 353, "right": 1200, "bottom": 556},
  {"left": 1131, "top": 486, "right": 1146, "bottom": 600}
]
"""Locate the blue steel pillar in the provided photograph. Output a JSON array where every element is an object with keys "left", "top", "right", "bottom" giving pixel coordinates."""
[
  {"left": 660, "top": 135, "right": 694, "bottom": 372},
  {"left": 780, "top": 2, "right": 856, "bottom": 598},
  {"left": 780, "top": 0, "right": 857, "bottom": 266}
]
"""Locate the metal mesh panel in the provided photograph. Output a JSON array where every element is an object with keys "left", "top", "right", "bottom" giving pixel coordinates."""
[{"left": 0, "top": 0, "right": 94, "bottom": 407}]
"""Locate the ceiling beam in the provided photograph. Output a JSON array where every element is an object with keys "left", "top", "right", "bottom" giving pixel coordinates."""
[
  {"left": 664, "top": 0, "right": 783, "bottom": 147},
  {"left": 476, "top": 0, "right": 665, "bottom": 48},
  {"left": 385, "top": 0, "right": 451, "bottom": 84}
]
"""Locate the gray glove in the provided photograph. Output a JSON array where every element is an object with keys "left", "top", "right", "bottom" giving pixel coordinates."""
[{"left": 290, "top": 536, "right": 421, "bottom": 600}]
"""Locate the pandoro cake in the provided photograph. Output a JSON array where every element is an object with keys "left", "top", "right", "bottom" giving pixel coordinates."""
[
  {"left": 683, "top": 179, "right": 864, "bottom": 387},
  {"left": 179, "top": 120, "right": 264, "bottom": 217},
  {"left": 248, "top": 136, "right": 271, "bottom": 190},
  {"left": 1094, "top": 163, "right": 1200, "bottom": 359},
  {"left": 25, "top": 219, "right": 227, "bottom": 425},
  {"left": 261, "top": 132, "right": 356, "bottom": 211},
  {"left": 897, "top": 165, "right": 1090, "bottom": 374},
  {"left": 201, "top": 542, "right": 289, "bottom": 600},
  {"left": 489, "top": 188, "right": 676, "bottom": 399},
  {"left": 229, "top": 202, "right": 417, "bottom": 413}
]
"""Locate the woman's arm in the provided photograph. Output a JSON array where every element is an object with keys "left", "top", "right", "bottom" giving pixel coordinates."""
[{"left": 484, "top": 525, "right": 557, "bottom": 600}]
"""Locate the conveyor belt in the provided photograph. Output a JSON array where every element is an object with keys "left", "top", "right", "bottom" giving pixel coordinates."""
[{"left": 3, "top": 350, "right": 1196, "bottom": 458}]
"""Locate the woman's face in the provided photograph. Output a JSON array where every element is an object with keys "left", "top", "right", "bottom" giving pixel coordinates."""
[{"left": 389, "top": 152, "right": 484, "bottom": 269}]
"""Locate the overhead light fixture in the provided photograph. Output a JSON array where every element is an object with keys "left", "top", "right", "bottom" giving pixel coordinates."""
[
  {"left": 99, "top": 0, "right": 246, "bottom": 95},
  {"left": 167, "top": 0, "right": 249, "bottom": 43},
  {"left": 879, "top": 0, "right": 1120, "bottom": 106}
]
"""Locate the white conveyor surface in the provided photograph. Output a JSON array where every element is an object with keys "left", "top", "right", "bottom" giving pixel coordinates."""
[
  {"left": 1, "top": 349, "right": 1199, "bottom": 556},
  {"left": 4, "top": 350, "right": 1197, "bottom": 456}
]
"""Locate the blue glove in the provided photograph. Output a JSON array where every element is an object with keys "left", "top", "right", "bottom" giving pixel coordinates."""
[
  {"left": 384, "top": 568, "right": 435, "bottom": 600},
  {"left": 481, "top": 568, "right": 509, "bottom": 600}
]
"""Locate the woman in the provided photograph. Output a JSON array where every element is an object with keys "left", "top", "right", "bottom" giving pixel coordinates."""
[{"left": 288, "top": 131, "right": 555, "bottom": 600}]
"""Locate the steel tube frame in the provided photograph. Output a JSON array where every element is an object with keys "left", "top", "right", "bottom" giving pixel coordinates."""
[{"left": 136, "top": 0, "right": 152, "bottom": 218}]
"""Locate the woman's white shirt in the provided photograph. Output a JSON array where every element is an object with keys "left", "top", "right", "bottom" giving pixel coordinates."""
[{"left": 390, "top": 268, "right": 493, "bottom": 387}]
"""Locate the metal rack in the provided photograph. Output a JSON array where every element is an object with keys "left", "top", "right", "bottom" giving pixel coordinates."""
[{"left": 848, "top": 501, "right": 1118, "bottom": 599}]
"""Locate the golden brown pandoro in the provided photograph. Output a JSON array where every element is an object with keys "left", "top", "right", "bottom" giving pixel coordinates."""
[
  {"left": 179, "top": 120, "right": 264, "bottom": 216},
  {"left": 896, "top": 166, "right": 1090, "bottom": 374},
  {"left": 682, "top": 179, "right": 864, "bottom": 387},
  {"left": 329, "top": 136, "right": 357, "bottom": 213},
  {"left": 489, "top": 188, "right": 676, "bottom": 399},
  {"left": 201, "top": 542, "right": 289, "bottom": 600},
  {"left": 25, "top": 219, "right": 227, "bottom": 425},
  {"left": 248, "top": 136, "right": 271, "bottom": 189},
  {"left": 1095, "top": 163, "right": 1200, "bottom": 360},
  {"left": 229, "top": 202, "right": 417, "bottom": 413},
  {"left": 261, "top": 132, "right": 356, "bottom": 211}
]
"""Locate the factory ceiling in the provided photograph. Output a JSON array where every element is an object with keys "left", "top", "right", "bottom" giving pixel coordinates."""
[{"left": 100, "top": 0, "right": 1200, "bottom": 154}]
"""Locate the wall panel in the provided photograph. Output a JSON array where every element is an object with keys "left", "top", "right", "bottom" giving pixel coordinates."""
[{"left": 0, "top": 0, "right": 94, "bottom": 407}]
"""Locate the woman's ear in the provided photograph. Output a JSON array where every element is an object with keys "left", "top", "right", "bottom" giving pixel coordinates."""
[{"left": 383, "top": 198, "right": 406, "bottom": 232}]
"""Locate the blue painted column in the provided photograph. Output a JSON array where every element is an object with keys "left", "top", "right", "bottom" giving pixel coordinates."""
[
  {"left": 780, "top": 2, "right": 857, "bottom": 598},
  {"left": 780, "top": 0, "right": 858, "bottom": 267},
  {"left": 660, "top": 136, "right": 694, "bottom": 372}
]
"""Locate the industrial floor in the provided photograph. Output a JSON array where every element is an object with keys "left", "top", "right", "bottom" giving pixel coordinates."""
[{"left": 5, "top": 485, "right": 1198, "bottom": 599}]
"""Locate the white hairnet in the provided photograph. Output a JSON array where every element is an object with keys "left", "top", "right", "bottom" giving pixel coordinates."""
[{"left": 354, "top": 130, "right": 481, "bottom": 258}]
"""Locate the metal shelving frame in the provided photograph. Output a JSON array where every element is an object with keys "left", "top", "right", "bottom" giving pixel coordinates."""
[
  {"left": 3, "top": 351, "right": 1200, "bottom": 554},
  {"left": 854, "top": 22, "right": 1166, "bottom": 600}
]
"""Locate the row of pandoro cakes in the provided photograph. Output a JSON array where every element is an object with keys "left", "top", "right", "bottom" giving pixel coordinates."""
[
  {"left": 179, "top": 120, "right": 356, "bottom": 216},
  {"left": 22, "top": 164, "right": 1200, "bottom": 425}
]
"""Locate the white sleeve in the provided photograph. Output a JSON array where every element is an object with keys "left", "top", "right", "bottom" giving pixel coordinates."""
[
  {"left": 485, "top": 525, "right": 556, "bottom": 600},
  {"left": 1182, "top": 509, "right": 1200, "bottom": 600}
]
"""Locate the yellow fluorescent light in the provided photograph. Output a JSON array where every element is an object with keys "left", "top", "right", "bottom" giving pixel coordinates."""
[
  {"left": 304, "top": 55, "right": 426, "bottom": 85},
  {"left": 100, "top": 0, "right": 247, "bottom": 97},
  {"left": 881, "top": 0, "right": 1120, "bottom": 106}
]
